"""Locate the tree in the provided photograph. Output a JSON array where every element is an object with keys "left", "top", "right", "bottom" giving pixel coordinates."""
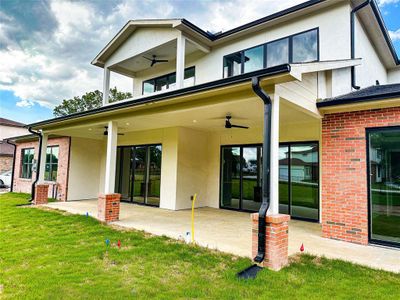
[{"left": 53, "top": 87, "right": 132, "bottom": 117}]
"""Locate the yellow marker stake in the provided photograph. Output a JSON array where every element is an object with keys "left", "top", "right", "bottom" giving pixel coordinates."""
[{"left": 191, "top": 193, "right": 197, "bottom": 243}]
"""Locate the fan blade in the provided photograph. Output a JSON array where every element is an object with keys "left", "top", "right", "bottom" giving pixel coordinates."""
[
  {"left": 231, "top": 124, "right": 249, "bottom": 129},
  {"left": 118, "top": 133, "right": 125, "bottom": 136},
  {"left": 155, "top": 59, "right": 168, "bottom": 63},
  {"left": 143, "top": 56, "right": 152, "bottom": 61}
]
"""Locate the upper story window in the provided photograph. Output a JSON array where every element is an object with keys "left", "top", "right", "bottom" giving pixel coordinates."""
[
  {"left": 21, "top": 148, "right": 34, "bottom": 179},
  {"left": 223, "top": 28, "right": 319, "bottom": 77},
  {"left": 142, "top": 67, "right": 195, "bottom": 95},
  {"left": 45, "top": 146, "right": 59, "bottom": 182}
]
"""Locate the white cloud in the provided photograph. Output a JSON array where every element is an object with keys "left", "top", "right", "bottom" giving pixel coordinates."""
[
  {"left": 16, "top": 99, "right": 34, "bottom": 108},
  {"left": 0, "top": 0, "right": 311, "bottom": 110},
  {"left": 377, "top": 0, "right": 400, "bottom": 6},
  {"left": 389, "top": 28, "right": 400, "bottom": 41}
]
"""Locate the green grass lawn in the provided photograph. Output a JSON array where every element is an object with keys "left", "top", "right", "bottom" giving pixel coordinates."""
[{"left": 1, "top": 193, "right": 399, "bottom": 299}]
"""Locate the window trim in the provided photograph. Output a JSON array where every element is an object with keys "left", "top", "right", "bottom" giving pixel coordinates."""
[
  {"left": 222, "top": 27, "right": 319, "bottom": 78},
  {"left": 45, "top": 145, "right": 59, "bottom": 182},
  {"left": 142, "top": 66, "right": 196, "bottom": 95},
  {"left": 20, "top": 148, "right": 35, "bottom": 179}
]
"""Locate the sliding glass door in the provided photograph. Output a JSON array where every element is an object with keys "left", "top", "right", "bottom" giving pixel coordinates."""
[
  {"left": 279, "top": 143, "right": 319, "bottom": 221},
  {"left": 220, "top": 142, "right": 319, "bottom": 221},
  {"left": 220, "top": 145, "right": 262, "bottom": 211},
  {"left": 368, "top": 127, "right": 400, "bottom": 246},
  {"left": 115, "top": 144, "right": 162, "bottom": 207}
]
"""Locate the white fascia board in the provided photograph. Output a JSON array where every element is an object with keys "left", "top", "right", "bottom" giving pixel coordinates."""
[{"left": 290, "top": 59, "right": 362, "bottom": 76}]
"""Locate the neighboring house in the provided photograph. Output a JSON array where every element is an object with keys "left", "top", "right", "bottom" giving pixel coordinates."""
[
  {"left": 0, "top": 118, "right": 28, "bottom": 174},
  {"left": 10, "top": 135, "right": 70, "bottom": 200},
  {"left": 17, "top": 0, "right": 400, "bottom": 268}
]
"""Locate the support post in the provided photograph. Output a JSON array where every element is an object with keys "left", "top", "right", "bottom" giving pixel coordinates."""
[
  {"left": 176, "top": 34, "right": 186, "bottom": 89},
  {"left": 103, "top": 67, "right": 110, "bottom": 105},
  {"left": 104, "top": 121, "right": 117, "bottom": 194},
  {"left": 37, "top": 133, "right": 48, "bottom": 183},
  {"left": 269, "top": 93, "right": 280, "bottom": 215}
]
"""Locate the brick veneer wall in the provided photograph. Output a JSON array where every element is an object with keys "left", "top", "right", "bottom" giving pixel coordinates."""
[
  {"left": 0, "top": 156, "right": 13, "bottom": 173},
  {"left": 12, "top": 137, "right": 71, "bottom": 201},
  {"left": 251, "top": 213, "right": 290, "bottom": 271},
  {"left": 321, "top": 107, "right": 400, "bottom": 245}
]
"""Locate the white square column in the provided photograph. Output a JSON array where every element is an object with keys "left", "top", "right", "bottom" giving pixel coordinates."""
[
  {"left": 37, "top": 132, "right": 48, "bottom": 183},
  {"left": 104, "top": 121, "right": 118, "bottom": 194},
  {"left": 103, "top": 67, "right": 110, "bottom": 105},
  {"left": 268, "top": 93, "right": 280, "bottom": 215},
  {"left": 176, "top": 34, "right": 186, "bottom": 89}
]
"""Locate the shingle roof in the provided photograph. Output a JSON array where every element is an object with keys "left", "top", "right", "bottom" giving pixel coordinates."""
[
  {"left": 317, "top": 83, "right": 400, "bottom": 107},
  {"left": 0, "top": 118, "right": 25, "bottom": 127}
]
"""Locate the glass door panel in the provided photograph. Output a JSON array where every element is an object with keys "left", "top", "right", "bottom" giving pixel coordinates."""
[
  {"left": 147, "top": 145, "right": 162, "bottom": 206},
  {"left": 279, "top": 146, "right": 290, "bottom": 214},
  {"left": 133, "top": 146, "right": 147, "bottom": 204},
  {"left": 221, "top": 147, "right": 241, "bottom": 209},
  {"left": 368, "top": 128, "right": 400, "bottom": 245},
  {"left": 242, "top": 147, "right": 262, "bottom": 211},
  {"left": 290, "top": 144, "right": 319, "bottom": 220},
  {"left": 115, "top": 147, "right": 133, "bottom": 201}
]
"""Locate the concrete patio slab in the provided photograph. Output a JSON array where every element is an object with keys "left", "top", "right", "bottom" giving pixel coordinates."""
[{"left": 44, "top": 200, "right": 399, "bottom": 273}]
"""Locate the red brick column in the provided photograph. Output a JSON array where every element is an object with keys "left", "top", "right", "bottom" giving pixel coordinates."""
[
  {"left": 321, "top": 107, "right": 400, "bottom": 245},
  {"left": 251, "top": 213, "right": 290, "bottom": 271},
  {"left": 34, "top": 184, "right": 49, "bottom": 205},
  {"left": 98, "top": 194, "right": 121, "bottom": 223}
]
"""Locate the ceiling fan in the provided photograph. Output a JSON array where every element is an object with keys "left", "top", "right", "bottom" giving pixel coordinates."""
[
  {"left": 225, "top": 115, "right": 249, "bottom": 129},
  {"left": 143, "top": 55, "right": 169, "bottom": 67},
  {"left": 104, "top": 126, "right": 125, "bottom": 136}
]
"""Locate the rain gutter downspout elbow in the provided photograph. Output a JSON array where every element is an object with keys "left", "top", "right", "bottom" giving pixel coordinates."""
[
  {"left": 28, "top": 127, "right": 43, "bottom": 202},
  {"left": 5, "top": 139, "right": 16, "bottom": 192},
  {"left": 251, "top": 76, "right": 272, "bottom": 263},
  {"left": 351, "top": 0, "right": 371, "bottom": 90}
]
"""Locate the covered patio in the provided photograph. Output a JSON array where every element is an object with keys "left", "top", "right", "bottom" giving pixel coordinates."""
[{"left": 45, "top": 200, "right": 400, "bottom": 273}]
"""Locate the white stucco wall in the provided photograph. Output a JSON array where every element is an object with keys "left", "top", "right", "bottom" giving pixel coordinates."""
[
  {"left": 388, "top": 68, "right": 400, "bottom": 83},
  {"left": 105, "top": 28, "right": 179, "bottom": 68},
  {"left": 67, "top": 137, "right": 105, "bottom": 201},
  {"left": 354, "top": 16, "right": 388, "bottom": 88}
]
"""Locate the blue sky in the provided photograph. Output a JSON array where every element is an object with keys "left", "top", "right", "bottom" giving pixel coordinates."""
[{"left": 0, "top": 0, "right": 399, "bottom": 124}]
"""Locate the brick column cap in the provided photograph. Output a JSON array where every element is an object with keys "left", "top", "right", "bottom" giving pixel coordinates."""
[
  {"left": 98, "top": 193, "right": 121, "bottom": 198},
  {"left": 251, "top": 213, "right": 290, "bottom": 223}
]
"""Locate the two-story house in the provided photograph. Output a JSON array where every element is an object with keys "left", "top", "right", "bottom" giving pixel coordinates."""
[{"left": 14, "top": 0, "right": 399, "bottom": 270}]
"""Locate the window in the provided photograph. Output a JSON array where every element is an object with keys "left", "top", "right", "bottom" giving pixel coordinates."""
[
  {"left": 142, "top": 67, "right": 195, "bottom": 95},
  {"left": 244, "top": 45, "right": 264, "bottom": 73},
  {"left": 21, "top": 148, "right": 34, "bottom": 179},
  {"left": 223, "top": 28, "right": 319, "bottom": 77},
  {"left": 45, "top": 146, "right": 59, "bottom": 181},
  {"left": 223, "top": 52, "right": 242, "bottom": 77},
  {"left": 292, "top": 29, "right": 318, "bottom": 63},
  {"left": 266, "top": 38, "right": 289, "bottom": 67}
]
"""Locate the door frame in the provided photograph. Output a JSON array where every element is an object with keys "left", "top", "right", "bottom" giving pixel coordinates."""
[
  {"left": 116, "top": 143, "right": 162, "bottom": 207},
  {"left": 219, "top": 141, "right": 320, "bottom": 222},
  {"left": 366, "top": 126, "right": 400, "bottom": 248}
]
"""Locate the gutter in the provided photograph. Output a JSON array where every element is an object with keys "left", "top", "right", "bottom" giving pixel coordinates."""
[
  {"left": 317, "top": 90, "right": 400, "bottom": 108},
  {"left": 350, "top": 0, "right": 371, "bottom": 90},
  {"left": 5, "top": 139, "right": 16, "bottom": 192},
  {"left": 251, "top": 77, "right": 272, "bottom": 263},
  {"left": 28, "top": 127, "right": 43, "bottom": 202}
]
